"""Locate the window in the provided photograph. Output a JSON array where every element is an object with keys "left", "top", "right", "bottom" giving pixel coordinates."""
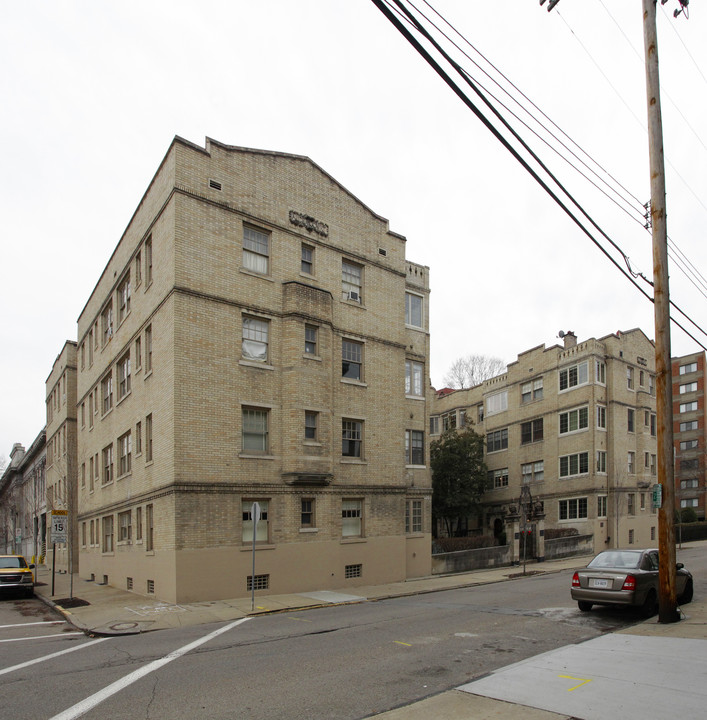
[
  {"left": 627, "top": 493, "right": 635, "bottom": 515},
  {"left": 559, "top": 406, "right": 588, "bottom": 434},
  {"left": 242, "top": 408, "right": 268, "bottom": 453},
  {"left": 405, "top": 360, "right": 424, "bottom": 396},
  {"left": 243, "top": 226, "right": 270, "bottom": 274},
  {"left": 81, "top": 462, "right": 86, "bottom": 488},
  {"left": 342, "top": 260, "right": 362, "bottom": 301},
  {"left": 595, "top": 361, "right": 606, "bottom": 384},
  {"left": 82, "top": 522, "right": 87, "bottom": 547},
  {"left": 521, "top": 461, "right": 544, "bottom": 483},
  {"left": 442, "top": 411, "right": 457, "bottom": 431},
  {"left": 242, "top": 500, "right": 269, "bottom": 542},
  {"left": 145, "top": 414, "right": 153, "bottom": 462},
  {"left": 89, "top": 456, "right": 94, "bottom": 491},
  {"left": 81, "top": 402, "right": 85, "bottom": 428},
  {"left": 102, "top": 516, "right": 114, "bottom": 552},
  {"left": 681, "top": 479, "right": 699, "bottom": 489},
  {"left": 342, "top": 419, "right": 363, "bottom": 458},
  {"left": 135, "top": 337, "right": 142, "bottom": 371},
  {"left": 639, "top": 370, "right": 645, "bottom": 387},
  {"left": 627, "top": 366, "right": 634, "bottom": 390},
  {"left": 559, "top": 361, "right": 588, "bottom": 391},
  {"left": 681, "top": 459, "right": 699, "bottom": 472},
  {"left": 145, "top": 325, "right": 153, "bottom": 373},
  {"left": 301, "top": 244, "right": 314, "bottom": 274},
  {"left": 117, "top": 272, "right": 131, "bottom": 323},
  {"left": 679, "top": 382, "right": 697, "bottom": 394},
  {"left": 102, "top": 372, "right": 113, "bottom": 414},
  {"left": 80, "top": 343, "right": 85, "bottom": 370},
  {"left": 597, "top": 405, "right": 606, "bottom": 429},
  {"left": 405, "top": 430, "right": 424, "bottom": 465},
  {"left": 559, "top": 452, "right": 589, "bottom": 478},
  {"left": 680, "top": 440, "right": 699, "bottom": 450},
  {"left": 305, "top": 411, "right": 318, "bottom": 441},
  {"left": 598, "top": 496, "right": 607, "bottom": 518},
  {"left": 136, "top": 507, "right": 143, "bottom": 541},
  {"left": 118, "top": 510, "right": 132, "bottom": 542},
  {"left": 627, "top": 408, "right": 635, "bottom": 433},
  {"left": 680, "top": 362, "right": 698, "bottom": 375},
  {"left": 680, "top": 420, "right": 698, "bottom": 432},
  {"left": 486, "top": 391, "right": 508, "bottom": 416},
  {"left": 648, "top": 374, "right": 655, "bottom": 395},
  {"left": 681, "top": 498, "right": 699, "bottom": 508},
  {"left": 301, "top": 499, "right": 315, "bottom": 528},
  {"left": 429, "top": 416, "right": 440, "bottom": 435},
  {"left": 146, "top": 504, "right": 154, "bottom": 551},
  {"left": 641, "top": 493, "right": 646, "bottom": 511},
  {"left": 650, "top": 455, "right": 657, "bottom": 475},
  {"left": 487, "top": 428, "right": 508, "bottom": 453},
  {"left": 405, "top": 292, "right": 423, "bottom": 328},
  {"left": 405, "top": 499, "right": 423, "bottom": 534},
  {"left": 304, "top": 325, "right": 317, "bottom": 355},
  {"left": 342, "top": 339, "right": 363, "bottom": 381},
  {"left": 650, "top": 413, "right": 656, "bottom": 437},
  {"left": 102, "top": 444, "right": 114, "bottom": 484},
  {"left": 628, "top": 451, "right": 635, "bottom": 474},
  {"left": 242, "top": 316, "right": 269, "bottom": 363},
  {"left": 521, "top": 378, "right": 543, "bottom": 403},
  {"left": 680, "top": 401, "right": 698, "bottom": 413},
  {"left": 628, "top": 529, "right": 635, "bottom": 545},
  {"left": 135, "top": 250, "right": 142, "bottom": 287},
  {"left": 88, "top": 329, "right": 94, "bottom": 365},
  {"left": 145, "top": 235, "right": 153, "bottom": 285},
  {"left": 521, "top": 418, "right": 544, "bottom": 444},
  {"left": 488, "top": 468, "right": 509, "bottom": 489},
  {"left": 118, "top": 432, "right": 132, "bottom": 476},
  {"left": 596, "top": 450, "right": 607, "bottom": 473},
  {"left": 117, "top": 352, "right": 131, "bottom": 400},
  {"left": 342, "top": 499, "right": 362, "bottom": 537},
  {"left": 559, "top": 498, "right": 588, "bottom": 520},
  {"left": 102, "top": 301, "right": 113, "bottom": 345}
]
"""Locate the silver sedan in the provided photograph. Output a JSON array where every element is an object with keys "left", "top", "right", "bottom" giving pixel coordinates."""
[{"left": 571, "top": 548, "right": 693, "bottom": 616}]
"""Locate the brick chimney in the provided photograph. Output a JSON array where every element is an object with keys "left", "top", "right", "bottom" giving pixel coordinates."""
[{"left": 563, "top": 331, "right": 577, "bottom": 349}]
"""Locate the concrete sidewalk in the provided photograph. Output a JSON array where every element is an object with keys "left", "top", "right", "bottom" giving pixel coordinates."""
[{"left": 32, "top": 548, "right": 707, "bottom": 720}]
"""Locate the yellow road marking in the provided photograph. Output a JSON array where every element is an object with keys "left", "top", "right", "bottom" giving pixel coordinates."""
[
  {"left": 394, "top": 641, "right": 412, "bottom": 647},
  {"left": 558, "top": 675, "right": 592, "bottom": 691}
]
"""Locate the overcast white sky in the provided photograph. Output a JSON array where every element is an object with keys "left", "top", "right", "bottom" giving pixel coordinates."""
[{"left": 2, "top": 0, "right": 706, "bottom": 457}]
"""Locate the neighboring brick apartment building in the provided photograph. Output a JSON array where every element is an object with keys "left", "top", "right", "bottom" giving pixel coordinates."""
[
  {"left": 431, "top": 329, "right": 659, "bottom": 553},
  {"left": 672, "top": 351, "right": 706, "bottom": 520},
  {"left": 76, "top": 136, "right": 432, "bottom": 603},
  {"left": 45, "top": 341, "right": 78, "bottom": 572}
]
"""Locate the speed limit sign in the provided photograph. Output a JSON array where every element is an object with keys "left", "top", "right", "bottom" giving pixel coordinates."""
[{"left": 51, "top": 510, "right": 68, "bottom": 544}]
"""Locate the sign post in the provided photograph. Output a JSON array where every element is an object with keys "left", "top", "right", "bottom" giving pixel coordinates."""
[
  {"left": 250, "top": 502, "right": 260, "bottom": 611},
  {"left": 51, "top": 510, "right": 68, "bottom": 596}
]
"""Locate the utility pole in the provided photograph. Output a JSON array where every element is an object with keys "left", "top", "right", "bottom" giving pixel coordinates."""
[{"left": 643, "top": 0, "right": 682, "bottom": 624}]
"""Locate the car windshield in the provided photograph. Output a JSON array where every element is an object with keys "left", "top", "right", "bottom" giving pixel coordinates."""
[
  {"left": 587, "top": 551, "right": 641, "bottom": 569},
  {"left": 0, "top": 557, "right": 27, "bottom": 569}
]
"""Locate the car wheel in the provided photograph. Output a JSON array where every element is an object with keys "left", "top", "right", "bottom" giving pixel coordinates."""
[
  {"left": 578, "top": 601, "right": 593, "bottom": 612},
  {"left": 25, "top": 588, "right": 34, "bottom": 599},
  {"left": 640, "top": 589, "right": 658, "bottom": 618},
  {"left": 678, "top": 579, "right": 694, "bottom": 605}
]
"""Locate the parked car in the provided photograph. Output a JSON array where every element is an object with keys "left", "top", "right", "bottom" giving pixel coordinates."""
[
  {"left": 571, "top": 548, "right": 693, "bottom": 616},
  {"left": 0, "top": 555, "right": 35, "bottom": 598}
]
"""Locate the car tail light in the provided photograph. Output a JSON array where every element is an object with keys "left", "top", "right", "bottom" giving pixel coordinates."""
[
  {"left": 572, "top": 572, "right": 580, "bottom": 587},
  {"left": 622, "top": 575, "right": 636, "bottom": 591}
]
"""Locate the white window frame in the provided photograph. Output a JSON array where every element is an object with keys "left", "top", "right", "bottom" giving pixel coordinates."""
[
  {"left": 559, "top": 452, "right": 589, "bottom": 478},
  {"left": 405, "top": 360, "right": 424, "bottom": 396},
  {"left": 405, "top": 292, "right": 423, "bottom": 328},
  {"left": 342, "top": 499, "right": 363, "bottom": 537},
  {"left": 680, "top": 362, "right": 697, "bottom": 375},
  {"left": 242, "top": 316, "right": 269, "bottom": 363},
  {"left": 559, "top": 361, "right": 588, "bottom": 392},
  {"left": 559, "top": 406, "right": 589, "bottom": 435},
  {"left": 243, "top": 226, "right": 270, "bottom": 274},
  {"left": 559, "top": 497, "right": 588, "bottom": 521},
  {"left": 486, "top": 390, "right": 508, "bottom": 416}
]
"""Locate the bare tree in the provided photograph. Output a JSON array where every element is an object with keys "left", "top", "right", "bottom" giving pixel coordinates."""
[{"left": 443, "top": 354, "right": 506, "bottom": 389}]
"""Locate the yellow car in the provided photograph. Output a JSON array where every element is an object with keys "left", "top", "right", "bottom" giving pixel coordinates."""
[{"left": 0, "top": 555, "right": 35, "bottom": 598}]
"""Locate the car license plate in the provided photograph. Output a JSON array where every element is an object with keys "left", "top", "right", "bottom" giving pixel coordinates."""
[{"left": 592, "top": 578, "right": 609, "bottom": 588}]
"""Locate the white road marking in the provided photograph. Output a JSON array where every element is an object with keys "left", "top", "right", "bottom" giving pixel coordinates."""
[
  {"left": 0, "top": 621, "right": 64, "bottom": 628},
  {"left": 0, "top": 632, "right": 84, "bottom": 643},
  {"left": 0, "top": 637, "right": 110, "bottom": 676},
  {"left": 49, "top": 618, "right": 251, "bottom": 720}
]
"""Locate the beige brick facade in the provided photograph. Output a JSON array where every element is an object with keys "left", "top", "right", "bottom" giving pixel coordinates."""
[
  {"left": 45, "top": 341, "right": 78, "bottom": 572},
  {"left": 431, "top": 329, "right": 659, "bottom": 554},
  {"left": 76, "top": 137, "right": 432, "bottom": 603}
]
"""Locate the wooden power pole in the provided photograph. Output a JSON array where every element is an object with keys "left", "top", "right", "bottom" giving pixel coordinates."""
[{"left": 642, "top": 0, "right": 679, "bottom": 623}]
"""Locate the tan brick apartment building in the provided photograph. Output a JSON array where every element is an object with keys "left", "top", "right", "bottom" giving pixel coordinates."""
[
  {"left": 45, "top": 341, "right": 78, "bottom": 572},
  {"left": 672, "top": 351, "right": 706, "bottom": 520},
  {"left": 76, "top": 137, "right": 432, "bottom": 603},
  {"left": 431, "top": 329, "right": 659, "bottom": 553}
]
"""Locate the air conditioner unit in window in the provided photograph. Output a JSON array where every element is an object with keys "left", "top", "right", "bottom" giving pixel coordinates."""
[{"left": 347, "top": 291, "right": 360, "bottom": 302}]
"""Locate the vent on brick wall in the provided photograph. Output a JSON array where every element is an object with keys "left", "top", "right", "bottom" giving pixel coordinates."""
[
  {"left": 378, "top": 248, "right": 387, "bottom": 256},
  {"left": 345, "top": 563, "right": 362, "bottom": 579},
  {"left": 126, "top": 577, "right": 133, "bottom": 590},
  {"left": 247, "top": 574, "right": 270, "bottom": 591},
  {"left": 209, "top": 179, "right": 222, "bottom": 191},
  {"left": 147, "top": 579, "right": 155, "bottom": 594}
]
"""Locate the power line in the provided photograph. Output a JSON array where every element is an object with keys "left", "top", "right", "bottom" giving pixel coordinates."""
[{"left": 371, "top": 0, "right": 707, "bottom": 351}]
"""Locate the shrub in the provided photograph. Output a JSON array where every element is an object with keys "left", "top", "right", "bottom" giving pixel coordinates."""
[{"left": 432, "top": 534, "right": 497, "bottom": 554}]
